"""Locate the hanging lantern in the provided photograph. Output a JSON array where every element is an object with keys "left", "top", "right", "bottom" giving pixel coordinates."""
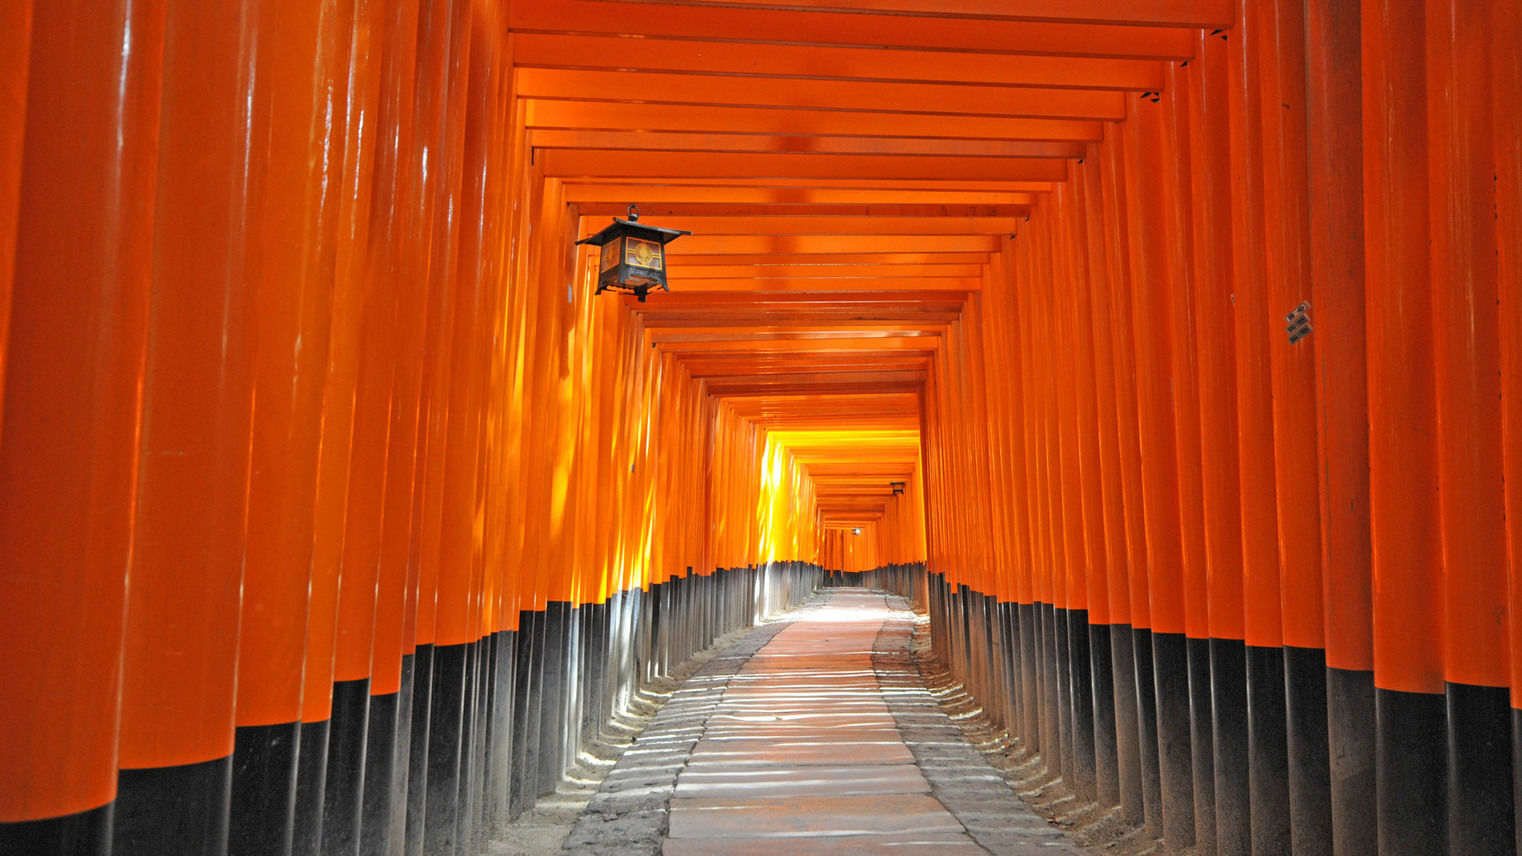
[
  {"left": 576, "top": 205, "right": 691, "bottom": 302},
  {"left": 852, "top": 528, "right": 862, "bottom": 536},
  {"left": 890, "top": 481, "right": 905, "bottom": 495}
]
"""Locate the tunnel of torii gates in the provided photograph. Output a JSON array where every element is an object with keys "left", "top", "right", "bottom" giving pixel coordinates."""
[{"left": 0, "top": 0, "right": 1520, "bottom": 855}]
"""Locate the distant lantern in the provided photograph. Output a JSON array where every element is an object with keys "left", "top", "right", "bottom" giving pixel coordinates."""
[
  {"left": 852, "top": 528, "right": 862, "bottom": 536},
  {"left": 575, "top": 205, "right": 691, "bottom": 302},
  {"left": 890, "top": 481, "right": 905, "bottom": 495}
]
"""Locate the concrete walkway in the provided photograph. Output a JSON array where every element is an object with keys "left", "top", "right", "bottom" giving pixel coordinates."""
[{"left": 563, "top": 589, "right": 1085, "bottom": 855}]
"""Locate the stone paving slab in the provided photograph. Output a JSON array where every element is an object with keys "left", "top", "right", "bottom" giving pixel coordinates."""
[
  {"left": 667, "top": 793, "right": 964, "bottom": 838},
  {"left": 563, "top": 589, "right": 1085, "bottom": 856},
  {"left": 672, "top": 764, "right": 932, "bottom": 799},
  {"left": 661, "top": 832, "right": 989, "bottom": 855}
]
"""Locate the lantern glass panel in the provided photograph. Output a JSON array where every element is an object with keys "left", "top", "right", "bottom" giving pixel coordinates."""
[{"left": 624, "top": 237, "right": 663, "bottom": 271}]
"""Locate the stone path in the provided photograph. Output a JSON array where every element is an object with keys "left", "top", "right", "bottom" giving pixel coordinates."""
[{"left": 563, "top": 588, "right": 1085, "bottom": 855}]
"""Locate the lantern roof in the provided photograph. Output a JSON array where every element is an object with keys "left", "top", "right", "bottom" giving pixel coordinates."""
[{"left": 576, "top": 217, "right": 691, "bottom": 248}]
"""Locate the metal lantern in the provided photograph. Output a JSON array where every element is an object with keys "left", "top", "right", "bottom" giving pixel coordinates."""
[
  {"left": 890, "top": 481, "right": 905, "bottom": 495},
  {"left": 576, "top": 205, "right": 691, "bottom": 302}
]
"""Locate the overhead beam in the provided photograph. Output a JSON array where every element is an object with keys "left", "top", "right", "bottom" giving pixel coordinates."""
[
  {"left": 565, "top": 184, "right": 1038, "bottom": 207},
  {"left": 508, "top": 2, "right": 1197, "bottom": 59},
  {"left": 581, "top": 216, "right": 1023, "bottom": 238},
  {"left": 543, "top": 150, "right": 1069, "bottom": 182},
  {"left": 516, "top": 69, "right": 1128, "bottom": 120},
  {"left": 614, "top": 0, "right": 1235, "bottom": 28},
  {"left": 533, "top": 130, "right": 1083, "bottom": 160},
  {"left": 526, "top": 100, "right": 1104, "bottom": 142},
  {"left": 671, "top": 264, "right": 984, "bottom": 279},
  {"left": 666, "top": 277, "right": 978, "bottom": 292},
  {"left": 514, "top": 34, "right": 1167, "bottom": 90},
  {"left": 665, "top": 252, "right": 993, "bottom": 266},
  {"left": 661, "top": 234, "right": 1000, "bottom": 254}
]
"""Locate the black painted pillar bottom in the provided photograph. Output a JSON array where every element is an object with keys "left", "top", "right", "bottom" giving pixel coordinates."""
[
  {"left": 359, "top": 691, "right": 400, "bottom": 856},
  {"left": 322, "top": 678, "right": 370, "bottom": 856},
  {"left": 1185, "top": 636, "right": 1215, "bottom": 856},
  {"left": 424, "top": 642, "right": 467, "bottom": 856},
  {"left": 404, "top": 645, "right": 434, "bottom": 856},
  {"left": 1151, "top": 630, "right": 1194, "bottom": 851},
  {"left": 1068, "top": 609, "right": 1096, "bottom": 802},
  {"left": 1285, "top": 646, "right": 1331, "bottom": 856},
  {"left": 229, "top": 720, "right": 300, "bottom": 856},
  {"left": 1375, "top": 686, "right": 1447, "bottom": 856},
  {"left": 1133, "top": 628, "right": 1162, "bottom": 838},
  {"left": 1326, "top": 666, "right": 1376, "bottom": 856},
  {"left": 0, "top": 803, "right": 113, "bottom": 856},
  {"left": 1111, "top": 623, "right": 1144, "bottom": 827},
  {"left": 1246, "top": 644, "right": 1289, "bottom": 856},
  {"left": 1210, "top": 638, "right": 1249, "bottom": 856},
  {"left": 291, "top": 718, "right": 330, "bottom": 856},
  {"left": 114, "top": 755, "right": 233, "bottom": 856},
  {"left": 1019, "top": 603, "right": 1040, "bottom": 759},
  {"left": 1447, "top": 682, "right": 1513, "bottom": 856},
  {"left": 1090, "top": 623, "right": 1120, "bottom": 808}
]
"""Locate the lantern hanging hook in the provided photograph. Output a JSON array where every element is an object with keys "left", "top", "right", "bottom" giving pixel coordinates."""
[{"left": 627, "top": 203, "right": 640, "bottom": 222}]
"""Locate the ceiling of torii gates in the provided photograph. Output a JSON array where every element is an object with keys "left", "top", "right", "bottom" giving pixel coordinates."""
[{"left": 518, "top": 0, "right": 1232, "bottom": 528}]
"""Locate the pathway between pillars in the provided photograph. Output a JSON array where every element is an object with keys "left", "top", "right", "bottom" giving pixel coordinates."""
[{"left": 562, "top": 588, "right": 1085, "bottom": 855}]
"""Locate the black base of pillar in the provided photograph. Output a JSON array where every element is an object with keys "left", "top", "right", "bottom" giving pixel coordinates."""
[
  {"left": 1041, "top": 603, "right": 1061, "bottom": 774},
  {"left": 1067, "top": 609, "right": 1096, "bottom": 800},
  {"left": 359, "top": 690, "right": 399, "bottom": 856},
  {"left": 1210, "top": 638, "right": 1250, "bottom": 855},
  {"left": 1054, "top": 604, "right": 1073, "bottom": 784},
  {"left": 509, "top": 611, "right": 540, "bottom": 821},
  {"left": 1111, "top": 623, "right": 1144, "bottom": 826},
  {"left": 1447, "top": 682, "right": 1514, "bottom": 855},
  {"left": 321, "top": 678, "right": 370, "bottom": 856},
  {"left": 404, "top": 646, "right": 433, "bottom": 856},
  {"left": 0, "top": 802, "right": 113, "bottom": 856},
  {"left": 1133, "top": 628, "right": 1162, "bottom": 837},
  {"left": 1246, "top": 644, "right": 1290, "bottom": 856},
  {"left": 538, "top": 602, "right": 571, "bottom": 798},
  {"left": 1285, "top": 646, "right": 1332, "bottom": 856},
  {"left": 1326, "top": 666, "right": 1376, "bottom": 856},
  {"left": 229, "top": 720, "right": 300, "bottom": 856},
  {"left": 1375, "top": 686, "right": 1447, "bottom": 855},
  {"left": 424, "top": 643, "right": 467, "bottom": 856},
  {"left": 114, "top": 755, "right": 233, "bottom": 856},
  {"left": 486, "top": 632, "right": 516, "bottom": 832},
  {"left": 389, "top": 654, "right": 415, "bottom": 850},
  {"left": 1152, "top": 630, "right": 1194, "bottom": 850},
  {"left": 1090, "top": 623, "right": 1120, "bottom": 807},
  {"left": 1186, "top": 637, "right": 1216, "bottom": 856},
  {"left": 1019, "top": 603, "right": 1041, "bottom": 758}
]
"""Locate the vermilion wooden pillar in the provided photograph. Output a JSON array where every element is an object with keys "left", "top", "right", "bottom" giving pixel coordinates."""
[
  {"left": 1184, "top": 29, "right": 1246, "bottom": 856},
  {"left": 1426, "top": 1, "right": 1512, "bottom": 851},
  {"left": 1305, "top": 0, "right": 1377, "bottom": 852},
  {"left": 1362, "top": 0, "right": 1448, "bottom": 852},
  {"left": 0, "top": 1, "right": 160, "bottom": 850},
  {"left": 1226, "top": 1, "right": 1294, "bottom": 850},
  {"left": 1257, "top": 0, "right": 1334, "bottom": 850},
  {"left": 1121, "top": 89, "right": 1195, "bottom": 852},
  {"left": 228, "top": 1, "right": 346, "bottom": 854},
  {"left": 113, "top": 1, "right": 258, "bottom": 852},
  {"left": 1097, "top": 132, "right": 1150, "bottom": 831}
]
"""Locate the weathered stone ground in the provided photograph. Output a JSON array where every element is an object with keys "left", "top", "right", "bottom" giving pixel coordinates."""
[{"left": 551, "top": 588, "right": 1091, "bottom": 855}]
